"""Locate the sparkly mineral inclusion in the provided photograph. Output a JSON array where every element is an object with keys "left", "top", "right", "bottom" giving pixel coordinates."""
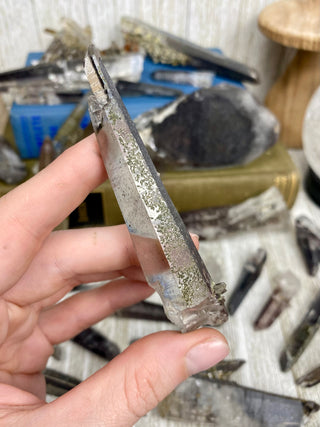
[{"left": 85, "top": 45, "right": 228, "bottom": 332}]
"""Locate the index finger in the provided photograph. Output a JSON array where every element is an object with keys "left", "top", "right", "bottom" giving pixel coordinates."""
[{"left": 0, "top": 134, "right": 107, "bottom": 294}]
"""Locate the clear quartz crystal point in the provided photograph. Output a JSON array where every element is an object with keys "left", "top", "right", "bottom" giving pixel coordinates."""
[{"left": 84, "top": 45, "right": 228, "bottom": 332}]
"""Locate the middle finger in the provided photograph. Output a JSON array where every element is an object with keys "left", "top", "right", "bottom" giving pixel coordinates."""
[{"left": 3, "top": 225, "right": 142, "bottom": 306}]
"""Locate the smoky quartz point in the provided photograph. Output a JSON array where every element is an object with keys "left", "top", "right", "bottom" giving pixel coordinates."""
[
  {"left": 280, "top": 291, "right": 320, "bottom": 372},
  {"left": 181, "top": 187, "right": 289, "bottom": 240},
  {"left": 227, "top": 248, "right": 267, "bottom": 315},
  {"left": 254, "top": 270, "right": 300, "bottom": 330},
  {"left": 158, "top": 377, "right": 319, "bottom": 426},
  {"left": 85, "top": 45, "right": 228, "bottom": 332},
  {"left": 296, "top": 365, "right": 320, "bottom": 388},
  {"left": 71, "top": 327, "right": 120, "bottom": 361},
  {"left": 295, "top": 215, "right": 320, "bottom": 276}
]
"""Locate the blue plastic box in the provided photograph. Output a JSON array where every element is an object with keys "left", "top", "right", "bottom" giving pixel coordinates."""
[{"left": 10, "top": 51, "right": 240, "bottom": 158}]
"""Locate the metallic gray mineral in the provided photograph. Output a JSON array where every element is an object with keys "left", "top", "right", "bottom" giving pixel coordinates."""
[
  {"left": 135, "top": 84, "right": 279, "bottom": 170},
  {"left": 84, "top": 45, "right": 228, "bottom": 332}
]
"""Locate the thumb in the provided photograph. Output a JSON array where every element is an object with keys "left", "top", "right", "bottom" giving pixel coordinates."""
[{"left": 43, "top": 328, "right": 229, "bottom": 426}]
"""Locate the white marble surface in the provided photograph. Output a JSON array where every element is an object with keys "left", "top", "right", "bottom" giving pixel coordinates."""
[{"left": 47, "top": 150, "right": 320, "bottom": 426}]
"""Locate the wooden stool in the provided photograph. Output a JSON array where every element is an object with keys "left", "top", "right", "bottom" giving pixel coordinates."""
[{"left": 259, "top": 0, "right": 320, "bottom": 148}]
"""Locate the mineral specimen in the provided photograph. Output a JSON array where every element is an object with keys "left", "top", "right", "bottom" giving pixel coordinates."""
[
  {"left": 121, "top": 17, "right": 259, "bottom": 83},
  {"left": 71, "top": 327, "right": 120, "bottom": 361},
  {"left": 295, "top": 215, "right": 320, "bottom": 276},
  {"left": 181, "top": 187, "right": 289, "bottom": 240},
  {"left": 254, "top": 270, "right": 300, "bottom": 330},
  {"left": 135, "top": 84, "right": 279, "bottom": 170},
  {"left": 158, "top": 377, "right": 319, "bottom": 426},
  {"left": 296, "top": 365, "right": 320, "bottom": 388},
  {"left": 85, "top": 45, "right": 228, "bottom": 332},
  {"left": 0, "top": 136, "right": 27, "bottom": 184},
  {"left": 116, "top": 80, "right": 183, "bottom": 97},
  {"left": 152, "top": 69, "right": 215, "bottom": 88},
  {"left": 114, "top": 301, "right": 168, "bottom": 322},
  {"left": 44, "top": 368, "right": 80, "bottom": 396},
  {"left": 227, "top": 248, "right": 267, "bottom": 315},
  {"left": 280, "top": 291, "right": 320, "bottom": 372},
  {"left": 195, "top": 359, "right": 245, "bottom": 381},
  {"left": 39, "top": 136, "right": 56, "bottom": 170}
]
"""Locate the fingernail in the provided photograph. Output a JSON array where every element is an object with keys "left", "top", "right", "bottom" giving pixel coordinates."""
[
  {"left": 190, "top": 233, "right": 199, "bottom": 241},
  {"left": 185, "top": 339, "right": 229, "bottom": 376}
]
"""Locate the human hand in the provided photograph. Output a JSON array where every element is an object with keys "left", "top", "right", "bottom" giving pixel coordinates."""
[{"left": 0, "top": 134, "right": 229, "bottom": 426}]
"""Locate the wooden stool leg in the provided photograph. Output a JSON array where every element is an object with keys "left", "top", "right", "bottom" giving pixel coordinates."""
[{"left": 265, "top": 50, "right": 320, "bottom": 149}]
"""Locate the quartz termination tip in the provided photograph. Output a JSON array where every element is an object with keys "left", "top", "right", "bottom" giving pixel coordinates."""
[{"left": 84, "top": 44, "right": 228, "bottom": 332}]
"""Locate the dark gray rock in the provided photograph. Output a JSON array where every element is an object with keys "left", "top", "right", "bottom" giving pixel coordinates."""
[{"left": 136, "top": 84, "right": 279, "bottom": 170}]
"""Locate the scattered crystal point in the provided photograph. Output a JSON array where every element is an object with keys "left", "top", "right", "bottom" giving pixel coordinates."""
[
  {"left": 71, "top": 327, "right": 120, "bottom": 361},
  {"left": 0, "top": 136, "right": 27, "bottom": 184},
  {"left": 121, "top": 17, "right": 259, "bottom": 83},
  {"left": 158, "top": 377, "right": 320, "bottom": 426},
  {"left": 152, "top": 69, "right": 215, "bottom": 88},
  {"left": 39, "top": 136, "right": 56, "bottom": 170},
  {"left": 181, "top": 187, "right": 289, "bottom": 240},
  {"left": 136, "top": 84, "right": 279, "bottom": 170},
  {"left": 116, "top": 80, "right": 183, "bottom": 98},
  {"left": 114, "top": 301, "right": 168, "bottom": 322},
  {"left": 295, "top": 215, "right": 320, "bottom": 276},
  {"left": 41, "top": 18, "right": 92, "bottom": 63},
  {"left": 44, "top": 368, "right": 80, "bottom": 396},
  {"left": 85, "top": 45, "right": 228, "bottom": 333},
  {"left": 196, "top": 359, "right": 245, "bottom": 381},
  {"left": 279, "top": 291, "right": 320, "bottom": 372},
  {"left": 254, "top": 270, "right": 300, "bottom": 330},
  {"left": 227, "top": 248, "right": 267, "bottom": 315},
  {"left": 296, "top": 365, "right": 320, "bottom": 388}
]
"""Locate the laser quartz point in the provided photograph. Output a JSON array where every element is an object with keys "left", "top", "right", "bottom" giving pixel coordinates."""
[{"left": 84, "top": 45, "right": 228, "bottom": 332}]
